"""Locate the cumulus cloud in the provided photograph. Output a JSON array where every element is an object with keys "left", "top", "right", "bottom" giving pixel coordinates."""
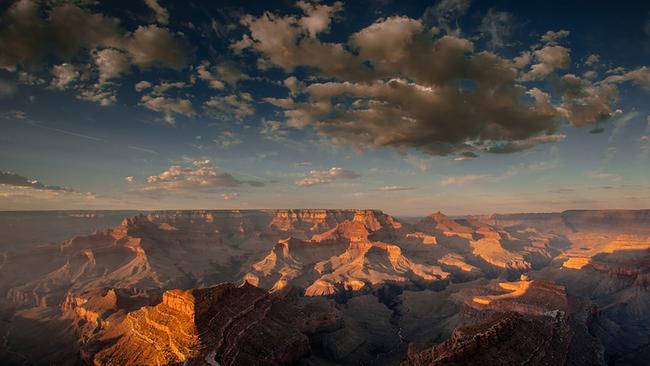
[
  {"left": 140, "top": 95, "right": 195, "bottom": 123},
  {"left": 126, "top": 25, "right": 188, "bottom": 70},
  {"left": 540, "top": 29, "right": 570, "bottom": 44},
  {"left": 93, "top": 48, "right": 130, "bottom": 83},
  {"left": 283, "top": 76, "right": 304, "bottom": 95},
  {"left": 0, "top": 0, "right": 121, "bottom": 70},
  {"left": 585, "top": 53, "right": 600, "bottom": 67},
  {"left": 603, "top": 67, "right": 650, "bottom": 90},
  {"left": 273, "top": 75, "right": 559, "bottom": 156},
  {"left": 522, "top": 45, "right": 571, "bottom": 81},
  {"left": 144, "top": 0, "right": 170, "bottom": 25},
  {"left": 0, "top": 0, "right": 187, "bottom": 78},
  {"left": 240, "top": 11, "right": 585, "bottom": 157},
  {"left": 196, "top": 60, "right": 248, "bottom": 89},
  {"left": 296, "top": 0, "right": 343, "bottom": 38},
  {"left": 134, "top": 80, "right": 153, "bottom": 91},
  {"left": 135, "top": 160, "right": 261, "bottom": 194},
  {"left": 148, "top": 81, "right": 188, "bottom": 95},
  {"left": 77, "top": 83, "right": 116, "bottom": 106},
  {"left": 295, "top": 167, "right": 360, "bottom": 186},
  {"left": 203, "top": 93, "right": 255, "bottom": 120},
  {"left": 125, "top": 176, "right": 135, "bottom": 183},
  {"left": 0, "top": 170, "right": 74, "bottom": 192},
  {"left": 556, "top": 74, "right": 618, "bottom": 126},
  {"left": 235, "top": 4, "right": 365, "bottom": 79},
  {"left": 50, "top": 63, "right": 79, "bottom": 90}
]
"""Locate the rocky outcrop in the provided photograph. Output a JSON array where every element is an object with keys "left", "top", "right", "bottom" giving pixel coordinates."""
[
  {"left": 470, "top": 278, "right": 570, "bottom": 316},
  {"left": 247, "top": 218, "right": 450, "bottom": 296},
  {"left": 91, "top": 282, "right": 312, "bottom": 366},
  {"left": 402, "top": 312, "right": 573, "bottom": 366},
  {"left": 61, "top": 287, "right": 160, "bottom": 347}
]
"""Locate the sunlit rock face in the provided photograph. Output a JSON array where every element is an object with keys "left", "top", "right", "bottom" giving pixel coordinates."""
[
  {"left": 89, "top": 282, "right": 312, "bottom": 366},
  {"left": 247, "top": 211, "right": 567, "bottom": 298},
  {"left": 1, "top": 209, "right": 649, "bottom": 365}
]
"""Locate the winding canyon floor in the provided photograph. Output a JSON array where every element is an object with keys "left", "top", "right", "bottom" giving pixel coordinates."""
[{"left": 0, "top": 209, "right": 649, "bottom": 365}]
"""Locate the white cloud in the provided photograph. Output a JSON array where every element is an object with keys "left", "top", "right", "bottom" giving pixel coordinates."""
[
  {"left": 136, "top": 160, "right": 254, "bottom": 194},
  {"left": 93, "top": 48, "right": 130, "bottom": 83},
  {"left": 295, "top": 167, "right": 360, "bottom": 186}
]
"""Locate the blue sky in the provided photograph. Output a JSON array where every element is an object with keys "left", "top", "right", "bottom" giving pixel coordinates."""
[{"left": 0, "top": 0, "right": 648, "bottom": 215}]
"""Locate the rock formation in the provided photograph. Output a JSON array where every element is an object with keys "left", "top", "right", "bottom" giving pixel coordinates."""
[
  {"left": 91, "top": 282, "right": 311, "bottom": 366},
  {"left": 1, "top": 209, "right": 649, "bottom": 365}
]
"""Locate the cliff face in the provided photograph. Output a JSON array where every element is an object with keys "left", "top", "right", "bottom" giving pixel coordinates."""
[
  {"left": 91, "top": 282, "right": 312, "bottom": 366},
  {"left": 469, "top": 278, "right": 570, "bottom": 316},
  {"left": 402, "top": 312, "right": 572, "bottom": 366},
  {"left": 402, "top": 276, "right": 604, "bottom": 366},
  {"left": 246, "top": 219, "right": 451, "bottom": 297}
]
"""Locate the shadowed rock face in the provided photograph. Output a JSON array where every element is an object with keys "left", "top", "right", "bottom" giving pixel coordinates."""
[
  {"left": 402, "top": 277, "right": 604, "bottom": 366},
  {"left": 402, "top": 312, "right": 571, "bottom": 366}
]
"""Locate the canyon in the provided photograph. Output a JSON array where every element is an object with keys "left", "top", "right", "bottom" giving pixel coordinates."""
[{"left": 0, "top": 209, "right": 648, "bottom": 365}]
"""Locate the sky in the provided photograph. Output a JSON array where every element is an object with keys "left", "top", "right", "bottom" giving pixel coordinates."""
[{"left": 0, "top": 0, "right": 649, "bottom": 216}]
